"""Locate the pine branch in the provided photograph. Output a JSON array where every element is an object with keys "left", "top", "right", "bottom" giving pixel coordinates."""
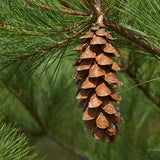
[
  {"left": 19, "top": 127, "right": 45, "bottom": 136},
  {"left": 56, "top": 23, "right": 84, "bottom": 33},
  {"left": 24, "top": 0, "right": 53, "bottom": 10},
  {"left": 24, "top": 0, "right": 90, "bottom": 16},
  {"left": 84, "top": 0, "right": 93, "bottom": 12},
  {"left": 7, "top": 109, "right": 91, "bottom": 160},
  {"left": 12, "top": 78, "right": 46, "bottom": 133},
  {"left": 85, "top": 0, "right": 100, "bottom": 17},
  {"left": 59, "top": 9, "right": 90, "bottom": 16},
  {"left": 94, "top": 0, "right": 103, "bottom": 10},
  {"left": 13, "top": 25, "right": 91, "bottom": 62},
  {"left": 4, "top": 122, "right": 45, "bottom": 136},
  {"left": 47, "top": 132, "right": 91, "bottom": 160},
  {"left": 0, "top": 21, "right": 50, "bottom": 35},
  {"left": 18, "top": 127, "right": 91, "bottom": 160},
  {"left": 58, "top": 0, "right": 75, "bottom": 10},
  {"left": 21, "top": 100, "right": 46, "bottom": 133},
  {"left": 119, "top": 51, "right": 160, "bottom": 109},
  {"left": 11, "top": 79, "right": 91, "bottom": 160},
  {"left": 1, "top": 17, "right": 91, "bottom": 36},
  {"left": 104, "top": 17, "right": 160, "bottom": 57},
  {"left": 97, "top": 0, "right": 103, "bottom": 10}
]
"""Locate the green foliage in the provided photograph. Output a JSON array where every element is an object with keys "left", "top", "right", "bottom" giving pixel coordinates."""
[
  {"left": 0, "top": 124, "right": 38, "bottom": 160},
  {"left": 113, "top": 0, "right": 160, "bottom": 49},
  {"left": 0, "top": 0, "right": 159, "bottom": 160}
]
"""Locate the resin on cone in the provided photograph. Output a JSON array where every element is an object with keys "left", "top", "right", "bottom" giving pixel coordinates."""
[{"left": 73, "top": 20, "right": 123, "bottom": 143}]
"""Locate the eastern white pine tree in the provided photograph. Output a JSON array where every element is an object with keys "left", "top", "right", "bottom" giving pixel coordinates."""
[{"left": 0, "top": 0, "right": 159, "bottom": 159}]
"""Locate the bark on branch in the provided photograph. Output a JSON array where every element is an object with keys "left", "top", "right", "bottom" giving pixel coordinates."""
[
  {"left": 58, "top": 0, "right": 74, "bottom": 10},
  {"left": 24, "top": 0, "right": 90, "bottom": 16},
  {"left": 104, "top": 17, "right": 160, "bottom": 57},
  {"left": 85, "top": 0, "right": 100, "bottom": 17},
  {"left": 59, "top": 9, "right": 90, "bottom": 16}
]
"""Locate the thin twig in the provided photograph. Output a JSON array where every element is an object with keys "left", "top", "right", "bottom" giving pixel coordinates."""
[
  {"left": 0, "top": 21, "right": 50, "bottom": 35},
  {"left": 97, "top": 0, "right": 103, "bottom": 10},
  {"left": 24, "top": 0, "right": 32, "bottom": 6},
  {"left": 47, "top": 132, "right": 91, "bottom": 160},
  {"left": 59, "top": 9, "right": 90, "bottom": 16},
  {"left": 58, "top": 0, "right": 74, "bottom": 10},
  {"left": 12, "top": 78, "right": 46, "bottom": 133},
  {"left": 85, "top": 0, "right": 100, "bottom": 17},
  {"left": 3, "top": 121, "right": 45, "bottom": 136},
  {"left": 13, "top": 25, "right": 90, "bottom": 62},
  {"left": 25, "top": 0, "right": 53, "bottom": 10},
  {"left": 16, "top": 97, "right": 91, "bottom": 160},
  {"left": 100, "top": 0, "right": 103, "bottom": 10},
  {"left": 19, "top": 127, "right": 45, "bottom": 136},
  {"left": 18, "top": 126, "right": 91, "bottom": 160},
  {"left": 24, "top": 0, "right": 90, "bottom": 16},
  {"left": 104, "top": 17, "right": 160, "bottom": 57},
  {"left": 94, "top": 0, "right": 103, "bottom": 10},
  {"left": 20, "top": 128, "right": 91, "bottom": 160},
  {"left": 1, "top": 17, "right": 91, "bottom": 35},
  {"left": 84, "top": 0, "right": 93, "bottom": 11},
  {"left": 56, "top": 17, "right": 92, "bottom": 33}
]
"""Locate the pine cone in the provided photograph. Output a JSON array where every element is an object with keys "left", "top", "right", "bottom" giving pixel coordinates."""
[{"left": 73, "top": 23, "right": 123, "bottom": 143}]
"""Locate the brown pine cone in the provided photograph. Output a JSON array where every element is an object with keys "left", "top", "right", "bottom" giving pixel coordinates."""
[{"left": 73, "top": 23, "right": 123, "bottom": 143}]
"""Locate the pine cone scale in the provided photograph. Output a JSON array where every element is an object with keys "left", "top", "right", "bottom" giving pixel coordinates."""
[
  {"left": 96, "top": 53, "right": 113, "bottom": 65},
  {"left": 88, "top": 92, "right": 102, "bottom": 108}
]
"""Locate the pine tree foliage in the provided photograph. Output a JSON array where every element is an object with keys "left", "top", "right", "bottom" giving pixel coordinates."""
[
  {"left": 0, "top": 124, "right": 38, "bottom": 160},
  {"left": 0, "top": 0, "right": 160, "bottom": 160},
  {"left": 115, "top": 0, "right": 160, "bottom": 48}
]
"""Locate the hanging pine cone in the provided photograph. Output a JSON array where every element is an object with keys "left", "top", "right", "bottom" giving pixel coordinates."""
[{"left": 72, "top": 18, "right": 124, "bottom": 143}]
